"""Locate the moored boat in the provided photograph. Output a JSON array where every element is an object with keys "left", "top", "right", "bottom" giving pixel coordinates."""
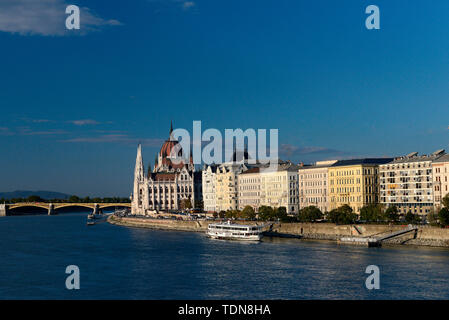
[{"left": 206, "top": 221, "right": 263, "bottom": 241}]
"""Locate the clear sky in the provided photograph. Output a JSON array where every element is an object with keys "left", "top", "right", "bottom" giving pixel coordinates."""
[{"left": 0, "top": 0, "right": 448, "bottom": 197}]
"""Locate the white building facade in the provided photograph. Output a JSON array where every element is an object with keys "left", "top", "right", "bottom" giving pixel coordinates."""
[
  {"left": 202, "top": 164, "right": 218, "bottom": 212},
  {"left": 238, "top": 167, "right": 261, "bottom": 212},
  {"left": 379, "top": 151, "right": 445, "bottom": 216},
  {"left": 260, "top": 162, "right": 299, "bottom": 214}
]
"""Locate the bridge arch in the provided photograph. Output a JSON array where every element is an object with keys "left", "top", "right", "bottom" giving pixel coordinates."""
[{"left": 7, "top": 204, "right": 49, "bottom": 215}]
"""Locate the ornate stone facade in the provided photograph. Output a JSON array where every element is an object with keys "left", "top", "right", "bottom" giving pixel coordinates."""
[{"left": 131, "top": 123, "right": 202, "bottom": 215}]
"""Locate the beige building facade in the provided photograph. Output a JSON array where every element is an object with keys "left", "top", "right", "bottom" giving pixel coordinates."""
[
  {"left": 432, "top": 154, "right": 449, "bottom": 211},
  {"left": 298, "top": 160, "right": 337, "bottom": 213}
]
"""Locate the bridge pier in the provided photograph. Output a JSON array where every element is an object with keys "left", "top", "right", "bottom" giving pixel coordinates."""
[
  {"left": 48, "top": 203, "right": 55, "bottom": 216},
  {"left": 93, "top": 203, "right": 99, "bottom": 215},
  {"left": 0, "top": 204, "right": 7, "bottom": 217}
]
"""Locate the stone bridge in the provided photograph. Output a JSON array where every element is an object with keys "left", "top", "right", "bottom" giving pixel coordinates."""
[{"left": 0, "top": 202, "right": 131, "bottom": 216}]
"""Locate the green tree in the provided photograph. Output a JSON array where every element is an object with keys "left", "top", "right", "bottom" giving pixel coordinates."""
[
  {"left": 299, "top": 206, "right": 323, "bottom": 222},
  {"left": 360, "top": 204, "right": 386, "bottom": 223},
  {"left": 442, "top": 194, "right": 449, "bottom": 209},
  {"left": 241, "top": 206, "right": 256, "bottom": 220},
  {"left": 438, "top": 207, "right": 449, "bottom": 227},
  {"left": 225, "top": 209, "right": 240, "bottom": 219},
  {"left": 427, "top": 210, "right": 439, "bottom": 227},
  {"left": 327, "top": 204, "right": 357, "bottom": 225},
  {"left": 273, "top": 206, "right": 289, "bottom": 222},
  {"left": 180, "top": 199, "right": 192, "bottom": 210},
  {"left": 385, "top": 205, "right": 399, "bottom": 223},
  {"left": 68, "top": 195, "right": 80, "bottom": 203},
  {"left": 405, "top": 211, "right": 421, "bottom": 224},
  {"left": 27, "top": 195, "right": 43, "bottom": 202},
  {"left": 194, "top": 200, "right": 204, "bottom": 210},
  {"left": 258, "top": 206, "right": 274, "bottom": 221}
]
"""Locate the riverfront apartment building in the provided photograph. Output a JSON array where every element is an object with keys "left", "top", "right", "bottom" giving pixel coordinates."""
[
  {"left": 214, "top": 162, "right": 248, "bottom": 212},
  {"left": 433, "top": 154, "right": 449, "bottom": 211},
  {"left": 259, "top": 162, "right": 300, "bottom": 214},
  {"left": 202, "top": 164, "right": 218, "bottom": 213},
  {"left": 298, "top": 160, "right": 337, "bottom": 213},
  {"left": 379, "top": 150, "right": 445, "bottom": 215},
  {"left": 238, "top": 167, "right": 261, "bottom": 212},
  {"left": 328, "top": 158, "right": 393, "bottom": 213}
]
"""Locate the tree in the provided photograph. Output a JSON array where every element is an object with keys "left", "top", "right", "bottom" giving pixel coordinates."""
[
  {"left": 442, "top": 194, "right": 449, "bottom": 209},
  {"left": 273, "top": 207, "right": 289, "bottom": 222},
  {"left": 180, "top": 199, "right": 192, "bottom": 210},
  {"left": 360, "top": 204, "right": 386, "bottom": 223},
  {"left": 327, "top": 205, "right": 357, "bottom": 225},
  {"left": 194, "top": 200, "right": 204, "bottom": 210},
  {"left": 438, "top": 207, "right": 449, "bottom": 227},
  {"left": 225, "top": 209, "right": 240, "bottom": 219},
  {"left": 27, "top": 195, "right": 43, "bottom": 202},
  {"left": 405, "top": 211, "right": 421, "bottom": 224},
  {"left": 68, "top": 195, "right": 80, "bottom": 203},
  {"left": 427, "top": 210, "right": 439, "bottom": 227},
  {"left": 258, "top": 206, "right": 274, "bottom": 221},
  {"left": 385, "top": 205, "right": 399, "bottom": 223},
  {"left": 299, "top": 206, "right": 323, "bottom": 222},
  {"left": 241, "top": 206, "right": 256, "bottom": 220}
]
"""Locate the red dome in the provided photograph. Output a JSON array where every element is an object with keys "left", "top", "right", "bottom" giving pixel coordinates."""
[
  {"left": 160, "top": 139, "right": 179, "bottom": 158},
  {"left": 154, "top": 121, "right": 193, "bottom": 171}
]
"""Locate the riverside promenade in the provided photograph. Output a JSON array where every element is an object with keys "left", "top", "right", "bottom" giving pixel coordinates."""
[{"left": 108, "top": 216, "right": 449, "bottom": 248}]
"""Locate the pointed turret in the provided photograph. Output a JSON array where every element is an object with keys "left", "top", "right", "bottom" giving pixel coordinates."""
[
  {"left": 154, "top": 153, "right": 159, "bottom": 171},
  {"left": 132, "top": 144, "right": 145, "bottom": 210}
]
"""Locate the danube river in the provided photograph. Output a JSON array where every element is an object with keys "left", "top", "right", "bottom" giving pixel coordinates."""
[{"left": 1, "top": 212, "right": 449, "bottom": 299}]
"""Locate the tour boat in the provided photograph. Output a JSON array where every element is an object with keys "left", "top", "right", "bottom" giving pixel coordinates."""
[{"left": 206, "top": 221, "right": 263, "bottom": 241}]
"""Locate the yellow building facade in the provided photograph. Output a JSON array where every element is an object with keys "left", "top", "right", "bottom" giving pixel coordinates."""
[{"left": 328, "top": 159, "right": 392, "bottom": 213}]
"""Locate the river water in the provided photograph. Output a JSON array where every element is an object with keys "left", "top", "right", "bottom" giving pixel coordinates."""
[{"left": 1, "top": 212, "right": 449, "bottom": 300}]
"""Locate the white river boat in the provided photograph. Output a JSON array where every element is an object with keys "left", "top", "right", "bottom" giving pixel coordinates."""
[{"left": 206, "top": 221, "right": 263, "bottom": 241}]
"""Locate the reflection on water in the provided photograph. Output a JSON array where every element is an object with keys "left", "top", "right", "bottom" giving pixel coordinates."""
[{"left": 1, "top": 213, "right": 449, "bottom": 299}]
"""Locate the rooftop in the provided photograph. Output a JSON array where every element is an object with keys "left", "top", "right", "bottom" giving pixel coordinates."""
[
  {"left": 331, "top": 158, "right": 394, "bottom": 167},
  {"left": 385, "top": 150, "right": 446, "bottom": 165}
]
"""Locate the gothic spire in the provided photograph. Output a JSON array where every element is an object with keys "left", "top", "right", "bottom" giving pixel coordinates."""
[
  {"left": 169, "top": 120, "right": 174, "bottom": 141},
  {"left": 132, "top": 144, "right": 144, "bottom": 209}
]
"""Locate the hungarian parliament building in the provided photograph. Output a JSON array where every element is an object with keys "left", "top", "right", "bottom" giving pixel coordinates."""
[{"left": 131, "top": 123, "right": 202, "bottom": 214}]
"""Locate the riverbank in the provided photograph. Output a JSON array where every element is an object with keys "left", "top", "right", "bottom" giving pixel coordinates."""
[{"left": 108, "top": 216, "right": 449, "bottom": 247}]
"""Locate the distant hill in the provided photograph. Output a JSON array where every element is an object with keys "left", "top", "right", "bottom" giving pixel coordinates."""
[{"left": 0, "top": 190, "right": 71, "bottom": 200}]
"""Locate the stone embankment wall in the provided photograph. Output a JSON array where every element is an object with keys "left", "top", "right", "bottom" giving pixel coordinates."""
[{"left": 108, "top": 216, "right": 449, "bottom": 247}]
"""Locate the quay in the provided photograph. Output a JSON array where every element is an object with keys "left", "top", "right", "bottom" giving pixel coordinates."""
[
  {"left": 339, "top": 226, "right": 419, "bottom": 247},
  {"left": 108, "top": 215, "right": 449, "bottom": 248}
]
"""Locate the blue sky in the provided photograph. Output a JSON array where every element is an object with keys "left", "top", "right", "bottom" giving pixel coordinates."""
[{"left": 1, "top": 0, "right": 449, "bottom": 197}]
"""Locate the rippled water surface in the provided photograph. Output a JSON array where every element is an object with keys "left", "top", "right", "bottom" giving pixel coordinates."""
[{"left": 1, "top": 213, "right": 449, "bottom": 299}]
